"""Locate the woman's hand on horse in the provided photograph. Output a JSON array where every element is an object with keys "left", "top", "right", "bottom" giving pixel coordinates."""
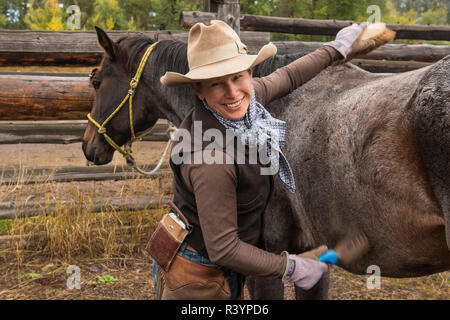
[
  {"left": 325, "top": 22, "right": 367, "bottom": 59},
  {"left": 282, "top": 246, "right": 329, "bottom": 290}
]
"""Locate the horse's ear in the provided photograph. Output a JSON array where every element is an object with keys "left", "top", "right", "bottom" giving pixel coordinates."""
[{"left": 95, "top": 26, "right": 116, "bottom": 60}]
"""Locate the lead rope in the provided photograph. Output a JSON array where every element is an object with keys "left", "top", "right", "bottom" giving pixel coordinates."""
[{"left": 125, "top": 123, "right": 177, "bottom": 176}]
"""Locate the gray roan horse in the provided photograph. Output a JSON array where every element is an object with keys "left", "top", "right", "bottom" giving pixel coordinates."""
[{"left": 83, "top": 27, "right": 450, "bottom": 299}]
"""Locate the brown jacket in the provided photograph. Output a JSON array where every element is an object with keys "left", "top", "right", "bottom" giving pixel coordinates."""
[{"left": 170, "top": 46, "right": 340, "bottom": 278}]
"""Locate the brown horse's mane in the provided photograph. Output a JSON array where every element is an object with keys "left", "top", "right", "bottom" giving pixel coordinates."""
[{"left": 115, "top": 34, "right": 308, "bottom": 86}]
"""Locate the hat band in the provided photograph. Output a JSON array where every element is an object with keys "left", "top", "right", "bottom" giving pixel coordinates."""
[{"left": 188, "top": 41, "right": 244, "bottom": 71}]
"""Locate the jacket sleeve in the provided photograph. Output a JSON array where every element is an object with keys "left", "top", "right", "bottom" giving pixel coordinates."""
[
  {"left": 180, "top": 151, "right": 286, "bottom": 278},
  {"left": 253, "top": 46, "right": 341, "bottom": 106}
]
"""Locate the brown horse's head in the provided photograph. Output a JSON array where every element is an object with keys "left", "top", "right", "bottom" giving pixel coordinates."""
[{"left": 82, "top": 27, "right": 161, "bottom": 165}]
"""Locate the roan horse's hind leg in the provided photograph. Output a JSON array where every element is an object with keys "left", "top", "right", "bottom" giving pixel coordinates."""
[
  {"left": 294, "top": 270, "right": 329, "bottom": 300},
  {"left": 246, "top": 269, "right": 330, "bottom": 300},
  {"left": 246, "top": 276, "right": 284, "bottom": 300},
  {"left": 247, "top": 187, "right": 300, "bottom": 300},
  {"left": 247, "top": 180, "right": 331, "bottom": 300}
]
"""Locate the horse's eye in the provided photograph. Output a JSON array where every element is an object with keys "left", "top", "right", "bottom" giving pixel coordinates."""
[
  {"left": 92, "top": 80, "right": 100, "bottom": 89},
  {"left": 89, "top": 68, "right": 98, "bottom": 80}
]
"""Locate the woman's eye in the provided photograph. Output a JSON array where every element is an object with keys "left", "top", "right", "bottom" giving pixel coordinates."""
[{"left": 211, "top": 82, "right": 219, "bottom": 87}]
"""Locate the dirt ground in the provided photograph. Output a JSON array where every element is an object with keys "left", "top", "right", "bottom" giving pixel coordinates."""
[
  {"left": 0, "top": 255, "right": 448, "bottom": 300},
  {"left": 0, "top": 142, "right": 448, "bottom": 300}
]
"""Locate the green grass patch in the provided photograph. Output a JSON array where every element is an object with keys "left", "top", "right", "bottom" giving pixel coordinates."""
[
  {"left": 88, "top": 274, "right": 118, "bottom": 287},
  {"left": 21, "top": 272, "right": 41, "bottom": 280},
  {"left": 0, "top": 219, "right": 12, "bottom": 234}
]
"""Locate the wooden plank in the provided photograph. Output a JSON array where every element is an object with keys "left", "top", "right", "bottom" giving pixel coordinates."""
[
  {"left": 0, "top": 30, "right": 156, "bottom": 66},
  {"left": 0, "top": 29, "right": 268, "bottom": 66},
  {"left": 0, "top": 194, "right": 171, "bottom": 220},
  {"left": 0, "top": 73, "right": 93, "bottom": 120},
  {"left": 273, "top": 42, "right": 450, "bottom": 62},
  {"left": 0, "top": 120, "right": 169, "bottom": 144},
  {"left": 0, "top": 164, "right": 171, "bottom": 185},
  {"left": 349, "top": 59, "right": 432, "bottom": 73},
  {"left": 181, "top": 11, "right": 216, "bottom": 29},
  {"left": 0, "top": 161, "right": 167, "bottom": 177},
  {"left": 242, "top": 15, "right": 450, "bottom": 40},
  {"left": 181, "top": 12, "right": 450, "bottom": 41}
]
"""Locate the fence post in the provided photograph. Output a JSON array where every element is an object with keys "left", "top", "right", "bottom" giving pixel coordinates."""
[
  {"left": 214, "top": 0, "right": 240, "bottom": 36},
  {"left": 204, "top": 0, "right": 218, "bottom": 12}
]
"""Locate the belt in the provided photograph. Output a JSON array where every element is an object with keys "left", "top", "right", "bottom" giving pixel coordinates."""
[{"left": 186, "top": 244, "right": 198, "bottom": 253}]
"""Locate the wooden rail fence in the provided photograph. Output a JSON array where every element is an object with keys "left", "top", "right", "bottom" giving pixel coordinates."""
[
  {"left": 181, "top": 11, "right": 450, "bottom": 41},
  {"left": 0, "top": 193, "right": 171, "bottom": 220},
  {"left": 0, "top": 120, "right": 170, "bottom": 144},
  {"left": 0, "top": 162, "right": 171, "bottom": 185}
]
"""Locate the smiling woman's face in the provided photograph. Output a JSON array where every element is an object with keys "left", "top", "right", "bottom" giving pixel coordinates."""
[{"left": 191, "top": 69, "right": 253, "bottom": 120}]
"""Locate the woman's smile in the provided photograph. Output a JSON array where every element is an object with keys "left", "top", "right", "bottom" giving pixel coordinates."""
[
  {"left": 224, "top": 98, "right": 243, "bottom": 109},
  {"left": 191, "top": 69, "right": 253, "bottom": 120}
]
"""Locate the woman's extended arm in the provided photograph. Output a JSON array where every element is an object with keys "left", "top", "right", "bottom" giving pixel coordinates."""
[
  {"left": 253, "top": 46, "right": 341, "bottom": 106},
  {"left": 253, "top": 23, "right": 367, "bottom": 105}
]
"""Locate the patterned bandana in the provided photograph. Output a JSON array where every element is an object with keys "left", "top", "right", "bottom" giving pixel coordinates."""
[{"left": 202, "top": 87, "right": 296, "bottom": 194}]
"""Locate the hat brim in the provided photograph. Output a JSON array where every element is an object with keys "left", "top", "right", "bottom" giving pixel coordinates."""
[{"left": 160, "top": 42, "right": 277, "bottom": 87}]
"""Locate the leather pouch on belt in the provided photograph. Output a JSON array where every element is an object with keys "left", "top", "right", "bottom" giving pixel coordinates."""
[
  {"left": 161, "top": 254, "right": 231, "bottom": 300},
  {"left": 146, "top": 213, "right": 188, "bottom": 272}
]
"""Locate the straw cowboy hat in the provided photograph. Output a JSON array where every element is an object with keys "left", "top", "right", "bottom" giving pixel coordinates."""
[{"left": 160, "top": 20, "right": 277, "bottom": 87}]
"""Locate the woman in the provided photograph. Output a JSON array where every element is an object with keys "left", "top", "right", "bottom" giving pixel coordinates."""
[{"left": 153, "top": 20, "right": 365, "bottom": 300}]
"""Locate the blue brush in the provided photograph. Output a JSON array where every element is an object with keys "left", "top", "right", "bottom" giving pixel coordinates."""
[
  {"left": 318, "top": 233, "right": 369, "bottom": 265},
  {"left": 319, "top": 250, "right": 338, "bottom": 265}
]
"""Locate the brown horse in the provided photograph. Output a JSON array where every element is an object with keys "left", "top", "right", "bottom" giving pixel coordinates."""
[{"left": 82, "top": 27, "right": 450, "bottom": 300}]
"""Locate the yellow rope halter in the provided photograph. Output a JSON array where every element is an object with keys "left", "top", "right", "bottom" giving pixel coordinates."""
[{"left": 87, "top": 41, "right": 159, "bottom": 159}]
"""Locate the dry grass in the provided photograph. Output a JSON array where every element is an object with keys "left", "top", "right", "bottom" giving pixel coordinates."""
[
  {"left": 0, "top": 173, "right": 170, "bottom": 267},
  {"left": 0, "top": 168, "right": 169, "bottom": 300}
]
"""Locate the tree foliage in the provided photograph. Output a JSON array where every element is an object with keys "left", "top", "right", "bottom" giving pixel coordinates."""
[
  {"left": 0, "top": 0, "right": 448, "bottom": 32},
  {"left": 90, "top": 0, "right": 131, "bottom": 30},
  {"left": 24, "top": 0, "right": 65, "bottom": 30}
]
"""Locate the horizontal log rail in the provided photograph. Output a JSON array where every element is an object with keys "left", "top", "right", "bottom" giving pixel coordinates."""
[
  {"left": 0, "top": 29, "right": 180, "bottom": 66},
  {"left": 0, "top": 193, "right": 171, "bottom": 220},
  {"left": 272, "top": 42, "right": 450, "bottom": 62},
  {"left": 1, "top": 163, "right": 172, "bottom": 185},
  {"left": 0, "top": 120, "right": 170, "bottom": 144},
  {"left": 0, "top": 196, "right": 172, "bottom": 249},
  {"left": 0, "top": 222, "right": 168, "bottom": 249},
  {"left": 181, "top": 11, "right": 450, "bottom": 41},
  {"left": 0, "top": 30, "right": 268, "bottom": 66},
  {"left": 350, "top": 59, "right": 431, "bottom": 73},
  {"left": 0, "top": 73, "right": 93, "bottom": 120},
  {"left": 0, "top": 28, "right": 448, "bottom": 67}
]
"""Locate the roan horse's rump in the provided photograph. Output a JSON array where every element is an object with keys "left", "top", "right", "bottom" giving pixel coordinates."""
[
  {"left": 262, "top": 57, "right": 450, "bottom": 278},
  {"left": 247, "top": 56, "right": 449, "bottom": 300},
  {"left": 82, "top": 29, "right": 449, "bottom": 299}
]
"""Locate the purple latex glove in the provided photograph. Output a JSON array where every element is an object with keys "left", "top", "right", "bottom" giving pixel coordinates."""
[
  {"left": 282, "top": 252, "right": 329, "bottom": 290},
  {"left": 325, "top": 22, "right": 367, "bottom": 59}
]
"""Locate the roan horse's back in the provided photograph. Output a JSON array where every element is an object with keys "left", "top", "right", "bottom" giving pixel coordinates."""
[{"left": 264, "top": 58, "right": 450, "bottom": 277}]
